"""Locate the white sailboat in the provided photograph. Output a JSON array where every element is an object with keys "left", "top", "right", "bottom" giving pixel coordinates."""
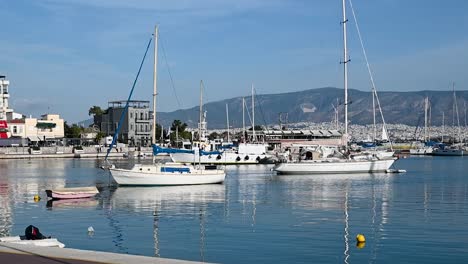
[
  {"left": 109, "top": 25, "right": 225, "bottom": 185},
  {"left": 410, "top": 97, "right": 434, "bottom": 155},
  {"left": 432, "top": 83, "right": 464, "bottom": 156},
  {"left": 274, "top": 0, "right": 396, "bottom": 175}
]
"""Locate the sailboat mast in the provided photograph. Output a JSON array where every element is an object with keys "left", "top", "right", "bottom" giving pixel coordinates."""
[
  {"left": 199, "top": 80, "right": 203, "bottom": 146},
  {"left": 252, "top": 84, "right": 255, "bottom": 142},
  {"left": 442, "top": 111, "right": 445, "bottom": 143},
  {"left": 342, "top": 0, "right": 349, "bottom": 137},
  {"left": 372, "top": 89, "right": 376, "bottom": 142},
  {"left": 424, "top": 97, "right": 428, "bottom": 142},
  {"left": 226, "top": 104, "right": 230, "bottom": 142},
  {"left": 152, "top": 25, "right": 159, "bottom": 146},
  {"left": 453, "top": 82, "right": 461, "bottom": 143},
  {"left": 242, "top": 97, "right": 246, "bottom": 143}
]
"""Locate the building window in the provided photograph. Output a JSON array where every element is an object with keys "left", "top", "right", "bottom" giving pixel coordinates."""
[
  {"left": 140, "top": 113, "right": 144, "bottom": 120},
  {"left": 13, "top": 126, "right": 17, "bottom": 133},
  {"left": 130, "top": 124, "right": 133, "bottom": 130},
  {"left": 130, "top": 112, "right": 133, "bottom": 118}
]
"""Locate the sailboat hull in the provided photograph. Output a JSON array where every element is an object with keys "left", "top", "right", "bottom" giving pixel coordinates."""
[
  {"left": 432, "top": 149, "right": 464, "bottom": 156},
  {"left": 274, "top": 158, "right": 396, "bottom": 175},
  {"left": 171, "top": 152, "right": 270, "bottom": 165},
  {"left": 109, "top": 164, "right": 225, "bottom": 186}
]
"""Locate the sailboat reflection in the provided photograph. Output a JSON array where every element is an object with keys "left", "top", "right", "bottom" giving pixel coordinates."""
[
  {"left": 276, "top": 172, "right": 393, "bottom": 263},
  {"left": 111, "top": 184, "right": 225, "bottom": 259}
]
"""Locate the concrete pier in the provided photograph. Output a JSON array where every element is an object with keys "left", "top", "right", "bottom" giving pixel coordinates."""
[
  {"left": 0, "top": 242, "right": 201, "bottom": 264},
  {"left": 0, "top": 146, "right": 161, "bottom": 159}
]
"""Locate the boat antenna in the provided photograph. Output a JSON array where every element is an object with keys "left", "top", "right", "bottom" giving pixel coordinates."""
[{"left": 105, "top": 36, "right": 153, "bottom": 162}]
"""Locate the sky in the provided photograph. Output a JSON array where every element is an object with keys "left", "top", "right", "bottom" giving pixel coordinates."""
[{"left": 1, "top": 0, "right": 467, "bottom": 123}]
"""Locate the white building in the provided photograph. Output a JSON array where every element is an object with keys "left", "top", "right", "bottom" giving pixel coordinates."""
[{"left": 0, "top": 75, "right": 12, "bottom": 121}]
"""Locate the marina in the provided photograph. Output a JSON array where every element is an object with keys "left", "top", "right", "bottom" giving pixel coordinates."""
[
  {"left": 0, "top": 156, "right": 467, "bottom": 263},
  {"left": 1, "top": 0, "right": 468, "bottom": 263}
]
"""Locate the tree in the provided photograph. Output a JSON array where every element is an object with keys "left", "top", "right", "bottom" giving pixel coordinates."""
[
  {"left": 154, "top": 124, "right": 167, "bottom": 142},
  {"left": 170, "top": 120, "right": 187, "bottom": 133},
  {"left": 95, "top": 131, "right": 106, "bottom": 143},
  {"left": 64, "top": 122, "right": 83, "bottom": 138},
  {"left": 88, "top": 106, "right": 104, "bottom": 116},
  {"left": 169, "top": 120, "right": 191, "bottom": 145},
  {"left": 208, "top": 132, "right": 219, "bottom": 140}
]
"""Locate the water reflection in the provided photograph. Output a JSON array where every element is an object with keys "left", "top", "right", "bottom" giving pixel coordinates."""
[
  {"left": 274, "top": 173, "right": 395, "bottom": 263},
  {"left": 0, "top": 158, "right": 467, "bottom": 263},
  {"left": 111, "top": 184, "right": 225, "bottom": 213},
  {"left": 46, "top": 198, "right": 99, "bottom": 209},
  {"left": 110, "top": 184, "right": 225, "bottom": 259}
]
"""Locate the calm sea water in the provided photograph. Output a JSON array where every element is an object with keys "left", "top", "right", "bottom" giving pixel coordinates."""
[{"left": 0, "top": 156, "right": 467, "bottom": 263}]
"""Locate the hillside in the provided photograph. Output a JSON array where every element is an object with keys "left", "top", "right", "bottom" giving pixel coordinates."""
[{"left": 156, "top": 87, "right": 468, "bottom": 129}]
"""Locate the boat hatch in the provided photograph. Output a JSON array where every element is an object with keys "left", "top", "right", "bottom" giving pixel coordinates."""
[{"left": 161, "top": 167, "right": 190, "bottom": 173}]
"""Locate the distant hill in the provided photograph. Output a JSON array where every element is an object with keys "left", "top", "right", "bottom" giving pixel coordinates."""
[{"left": 158, "top": 87, "right": 468, "bottom": 129}]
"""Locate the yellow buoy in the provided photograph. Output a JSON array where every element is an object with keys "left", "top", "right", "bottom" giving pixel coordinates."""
[
  {"left": 356, "top": 234, "right": 366, "bottom": 243},
  {"left": 356, "top": 242, "right": 366, "bottom": 249},
  {"left": 33, "top": 195, "right": 41, "bottom": 202}
]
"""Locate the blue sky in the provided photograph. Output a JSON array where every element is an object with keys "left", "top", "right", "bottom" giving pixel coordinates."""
[{"left": 1, "top": 0, "right": 467, "bottom": 123}]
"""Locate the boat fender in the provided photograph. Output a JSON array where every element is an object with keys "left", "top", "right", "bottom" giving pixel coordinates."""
[
  {"left": 244, "top": 156, "right": 249, "bottom": 160},
  {"left": 216, "top": 155, "right": 222, "bottom": 160},
  {"left": 208, "top": 155, "right": 212, "bottom": 159},
  {"left": 236, "top": 156, "right": 241, "bottom": 162},
  {"left": 256, "top": 156, "right": 261, "bottom": 161}
]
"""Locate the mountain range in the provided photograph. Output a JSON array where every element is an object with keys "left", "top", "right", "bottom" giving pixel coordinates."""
[
  {"left": 157, "top": 87, "right": 468, "bottom": 129},
  {"left": 78, "top": 87, "right": 468, "bottom": 129}
]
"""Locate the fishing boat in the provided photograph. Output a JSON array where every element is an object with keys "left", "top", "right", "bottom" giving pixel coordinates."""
[
  {"left": 45, "top": 186, "right": 99, "bottom": 200},
  {"left": 274, "top": 0, "right": 396, "bottom": 175},
  {"left": 107, "top": 25, "right": 225, "bottom": 185}
]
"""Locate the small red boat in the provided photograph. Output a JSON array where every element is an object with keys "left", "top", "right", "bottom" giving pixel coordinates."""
[{"left": 45, "top": 187, "right": 99, "bottom": 200}]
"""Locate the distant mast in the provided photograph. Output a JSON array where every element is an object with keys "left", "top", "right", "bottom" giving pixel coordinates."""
[
  {"left": 242, "top": 97, "right": 246, "bottom": 143},
  {"left": 199, "top": 80, "right": 204, "bottom": 146},
  {"left": 424, "top": 97, "right": 428, "bottom": 142},
  {"left": 341, "top": 0, "right": 350, "bottom": 138},
  {"left": 252, "top": 84, "right": 255, "bottom": 142},
  {"left": 226, "top": 103, "right": 230, "bottom": 143}
]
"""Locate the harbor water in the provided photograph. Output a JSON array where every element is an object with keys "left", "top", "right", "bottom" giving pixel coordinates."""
[{"left": 0, "top": 156, "right": 467, "bottom": 263}]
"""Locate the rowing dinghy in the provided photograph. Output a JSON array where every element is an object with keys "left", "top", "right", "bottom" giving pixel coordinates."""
[
  {"left": 45, "top": 186, "right": 99, "bottom": 200},
  {"left": 0, "top": 236, "right": 65, "bottom": 248}
]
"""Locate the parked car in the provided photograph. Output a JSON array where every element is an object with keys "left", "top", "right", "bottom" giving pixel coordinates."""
[
  {"left": 73, "top": 145, "right": 85, "bottom": 154},
  {"left": 29, "top": 146, "right": 42, "bottom": 155}
]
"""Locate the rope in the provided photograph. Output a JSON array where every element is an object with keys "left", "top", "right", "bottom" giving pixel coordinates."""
[
  {"left": 348, "top": 0, "right": 393, "bottom": 150},
  {"left": 160, "top": 35, "right": 183, "bottom": 109}
]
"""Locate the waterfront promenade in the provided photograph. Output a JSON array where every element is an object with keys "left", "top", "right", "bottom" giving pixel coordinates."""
[
  {"left": 0, "top": 242, "right": 200, "bottom": 264},
  {"left": 0, "top": 146, "right": 154, "bottom": 159}
]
